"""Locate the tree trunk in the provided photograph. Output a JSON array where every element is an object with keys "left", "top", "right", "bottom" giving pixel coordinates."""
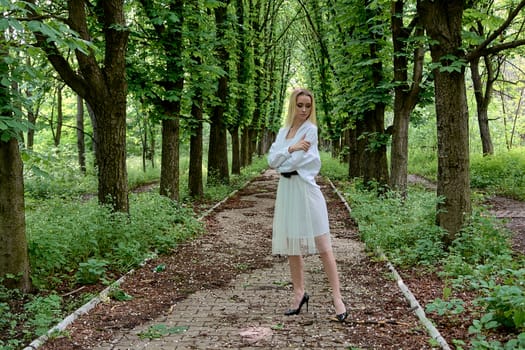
[
  {"left": 240, "top": 128, "right": 251, "bottom": 167},
  {"left": 54, "top": 85, "right": 63, "bottom": 147},
  {"left": 470, "top": 56, "right": 495, "bottom": 156},
  {"left": 0, "top": 138, "right": 31, "bottom": 292},
  {"left": 26, "top": 89, "right": 36, "bottom": 150},
  {"left": 189, "top": 96, "right": 204, "bottom": 198},
  {"left": 362, "top": 14, "right": 389, "bottom": 188},
  {"left": 419, "top": 0, "right": 471, "bottom": 244},
  {"left": 348, "top": 116, "right": 364, "bottom": 178},
  {"left": 231, "top": 127, "right": 241, "bottom": 175},
  {"left": 362, "top": 108, "right": 389, "bottom": 188},
  {"left": 76, "top": 94, "right": 86, "bottom": 173},
  {"left": 0, "top": 44, "right": 31, "bottom": 290},
  {"left": 208, "top": 2, "right": 230, "bottom": 185},
  {"left": 85, "top": 101, "right": 98, "bottom": 169},
  {"left": 160, "top": 116, "right": 179, "bottom": 200},
  {"left": 390, "top": 0, "right": 424, "bottom": 193}
]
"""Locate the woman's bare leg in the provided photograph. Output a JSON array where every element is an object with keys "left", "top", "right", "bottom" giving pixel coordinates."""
[
  {"left": 288, "top": 255, "right": 305, "bottom": 308},
  {"left": 316, "top": 235, "right": 346, "bottom": 315}
]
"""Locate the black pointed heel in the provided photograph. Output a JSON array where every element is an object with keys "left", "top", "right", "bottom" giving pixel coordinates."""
[
  {"left": 335, "top": 311, "right": 348, "bottom": 322},
  {"left": 284, "top": 292, "right": 309, "bottom": 316}
]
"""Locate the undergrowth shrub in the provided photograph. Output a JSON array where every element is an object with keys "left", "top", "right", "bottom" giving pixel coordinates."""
[
  {"left": 342, "top": 182, "right": 446, "bottom": 266},
  {"left": 23, "top": 148, "right": 97, "bottom": 199},
  {"left": 26, "top": 192, "right": 202, "bottom": 289},
  {"left": 470, "top": 149, "right": 525, "bottom": 200}
]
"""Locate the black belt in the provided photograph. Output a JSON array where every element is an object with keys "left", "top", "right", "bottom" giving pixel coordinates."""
[{"left": 281, "top": 171, "right": 299, "bottom": 178}]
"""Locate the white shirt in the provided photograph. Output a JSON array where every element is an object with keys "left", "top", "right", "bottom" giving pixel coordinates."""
[{"left": 267, "top": 121, "right": 321, "bottom": 187}]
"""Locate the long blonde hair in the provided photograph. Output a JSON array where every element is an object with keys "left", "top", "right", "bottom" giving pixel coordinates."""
[{"left": 284, "top": 88, "right": 317, "bottom": 127}]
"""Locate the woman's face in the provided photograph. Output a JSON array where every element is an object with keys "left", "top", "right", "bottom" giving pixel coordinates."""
[{"left": 294, "top": 94, "right": 312, "bottom": 122}]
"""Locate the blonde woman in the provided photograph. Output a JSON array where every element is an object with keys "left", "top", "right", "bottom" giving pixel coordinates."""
[{"left": 267, "top": 88, "right": 347, "bottom": 321}]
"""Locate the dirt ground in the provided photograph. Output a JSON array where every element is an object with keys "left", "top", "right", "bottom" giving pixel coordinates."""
[{"left": 34, "top": 171, "right": 524, "bottom": 350}]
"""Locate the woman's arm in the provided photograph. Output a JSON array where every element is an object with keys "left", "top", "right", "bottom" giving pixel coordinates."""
[
  {"left": 267, "top": 129, "right": 292, "bottom": 169},
  {"left": 277, "top": 125, "right": 320, "bottom": 173}
]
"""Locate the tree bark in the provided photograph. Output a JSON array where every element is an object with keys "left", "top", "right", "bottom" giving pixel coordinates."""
[
  {"left": 240, "top": 128, "right": 252, "bottom": 167},
  {"left": 362, "top": 9, "right": 389, "bottom": 188},
  {"left": 54, "top": 85, "right": 63, "bottom": 147},
  {"left": 348, "top": 116, "right": 364, "bottom": 178},
  {"left": 419, "top": 0, "right": 471, "bottom": 244},
  {"left": 76, "top": 94, "right": 86, "bottom": 173},
  {"left": 0, "top": 138, "right": 31, "bottom": 291},
  {"left": 231, "top": 127, "right": 241, "bottom": 175},
  {"left": 189, "top": 97, "right": 204, "bottom": 198},
  {"left": 470, "top": 55, "right": 495, "bottom": 156}
]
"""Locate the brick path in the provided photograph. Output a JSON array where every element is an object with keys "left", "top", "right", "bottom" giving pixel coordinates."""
[{"left": 89, "top": 170, "right": 434, "bottom": 349}]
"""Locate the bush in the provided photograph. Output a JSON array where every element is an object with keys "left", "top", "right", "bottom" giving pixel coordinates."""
[
  {"left": 26, "top": 193, "right": 203, "bottom": 289},
  {"left": 470, "top": 149, "right": 525, "bottom": 200}
]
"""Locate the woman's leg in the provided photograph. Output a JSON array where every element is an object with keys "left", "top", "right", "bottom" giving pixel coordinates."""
[
  {"left": 288, "top": 255, "right": 305, "bottom": 307},
  {"left": 316, "top": 235, "right": 346, "bottom": 315}
]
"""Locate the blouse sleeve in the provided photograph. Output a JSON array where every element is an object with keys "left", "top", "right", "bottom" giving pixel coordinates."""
[
  {"left": 267, "top": 128, "right": 292, "bottom": 169},
  {"left": 277, "top": 124, "right": 321, "bottom": 175}
]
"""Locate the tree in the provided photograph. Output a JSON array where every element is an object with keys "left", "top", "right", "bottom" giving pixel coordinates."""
[
  {"left": 207, "top": 0, "right": 231, "bottom": 185},
  {"left": 418, "top": 0, "right": 525, "bottom": 243},
  {"left": 76, "top": 94, "right": 86, "bottom": 173},
  {"left": 465, "top": 2, "right": 525, "bottom": 156},
  {"left": 186, "top": 0, "right": 207, "bottom": 198},
  {"left": 138, "top": 0, "right": 185, "bottom": 201},
  {"left": 470, "top": 53, "right": 500, "bottom": 156},
  {"left": 418, "top": 0, "right": 471, "bottom": 244},
  {"left": 0, "top": 137, "right": 30, "bottom": 291},
  {"left": 28, "top": 0, "right": 130, "bottom": 212},
  {"left": 389, "top": 0, "right": 425, "bottom": 193},
  {"left": 0, "top": 34, "right": 30, "bottom": 291}
]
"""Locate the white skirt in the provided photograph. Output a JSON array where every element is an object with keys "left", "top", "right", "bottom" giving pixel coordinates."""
[{"left": 272, "top": 174, "right": 331, "bottom": 255}]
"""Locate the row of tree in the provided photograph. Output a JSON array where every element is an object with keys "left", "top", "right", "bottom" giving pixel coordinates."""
[{"left": 1, "top": 1, "right": 525, "bottom": 291}]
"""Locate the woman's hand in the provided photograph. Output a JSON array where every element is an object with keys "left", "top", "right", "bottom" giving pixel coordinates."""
[{"left": 288, "top": 135, "right": 311, "bottom": 153}]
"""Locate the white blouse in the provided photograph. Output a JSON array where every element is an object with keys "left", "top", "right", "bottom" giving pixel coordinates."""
[{"left": 267, "top": 121, "right": 321, "bottom": 187}]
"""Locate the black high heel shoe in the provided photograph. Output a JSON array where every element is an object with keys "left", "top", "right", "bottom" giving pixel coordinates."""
[
  {"left": 335, "top": 310, "right": 348, "bottom": 322},
  {"left": 284, "top": 293, "right": 309, "bottom": 316}
]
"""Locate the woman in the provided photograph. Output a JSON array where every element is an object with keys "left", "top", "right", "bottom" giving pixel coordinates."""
[{"left": 267, "top": 88, "right": 347, "bottom": 322}]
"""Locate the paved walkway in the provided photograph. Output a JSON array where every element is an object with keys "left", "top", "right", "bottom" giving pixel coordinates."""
[{"left": 81, "top": 170, "right": 435, "bottom": 349}]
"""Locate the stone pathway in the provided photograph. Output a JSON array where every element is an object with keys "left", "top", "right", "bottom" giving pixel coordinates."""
[{"left": 54, "top": 170, "right": 437, "bottom": 349}]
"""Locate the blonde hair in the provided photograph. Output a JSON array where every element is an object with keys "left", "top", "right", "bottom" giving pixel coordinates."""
[{"left": 284, "top": 88, "right": 317, "bottom": 127}]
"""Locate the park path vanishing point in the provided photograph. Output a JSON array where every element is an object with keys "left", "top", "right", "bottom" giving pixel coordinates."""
[{"left": 42, "top": 169, "right": 442, "bottom": 350}]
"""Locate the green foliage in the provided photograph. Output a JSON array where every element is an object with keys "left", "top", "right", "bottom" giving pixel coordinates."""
[
  {"left": 483, "top": 284, "right": 525, "bottom": 330},
  {"left": 343, "top": 182, "right": 446, "bottom": 267},
  {"left": 320, "top": 155, "right": 525, "bottom": 347},
  {"left": 108, "top": 287, "right": 133, "bottom": 302},
  {"left": 138, "top": 324, "right": 188, "bottom": 339},
  {"left": 320, "top": 152, "right": 348, "bottom": 181},
  {"left": 24, "top": 294, "right": 63, "bottom": 336},
  {"left": 426, "top": 298, "right": 465, "bottom": 316},
  {"left": 447, "top": 211, "right": 513, "bottom": 268},
  {"left": 26, "top": 192, "right": 203, "bottom": 289},
  {"left": 75, "top": 259, "right": 109, "bottom": 285},
  {"left": 470, "top": 149, "right": 525, "bottom": 200},
  {"left": 23, "top": 147, "right": 98, "bottom": 199}
]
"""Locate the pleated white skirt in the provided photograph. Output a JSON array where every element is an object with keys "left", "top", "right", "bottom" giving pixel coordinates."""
[{"left": 272, "top": 175, "right": 331, "bottom": 256}]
